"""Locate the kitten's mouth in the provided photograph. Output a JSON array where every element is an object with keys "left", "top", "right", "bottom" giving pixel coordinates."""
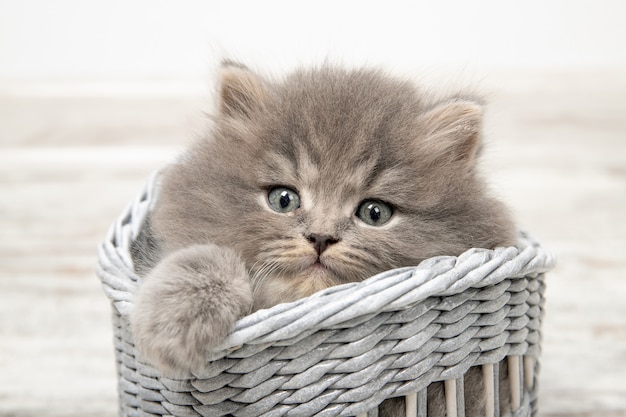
[
  {"left": 311, "top": 259, "right": 328, "bottom": 270},
  {"left": 308, "top": 258, "right": 343, "bottom": 282}
]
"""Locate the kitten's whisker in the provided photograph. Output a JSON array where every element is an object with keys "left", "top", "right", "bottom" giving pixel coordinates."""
[
  {"left": 249, "top": 259, "right": 282, "bottom": 303},
  {"left": 325, "top": 250, "right": 389, "bottom": 282}
]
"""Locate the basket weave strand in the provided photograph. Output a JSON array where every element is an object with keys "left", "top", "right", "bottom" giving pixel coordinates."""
[{"left": 97, "top": 174, "right": 555, "bottom": 417}]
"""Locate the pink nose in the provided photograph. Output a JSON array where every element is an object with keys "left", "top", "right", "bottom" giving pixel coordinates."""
[{"left": 306, "top": 234, "right": 339, "bottom": 255}]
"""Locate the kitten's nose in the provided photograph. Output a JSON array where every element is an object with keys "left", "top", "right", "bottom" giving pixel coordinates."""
[{"left": 306, "top": 233, "right": 339, "bottom": 255}]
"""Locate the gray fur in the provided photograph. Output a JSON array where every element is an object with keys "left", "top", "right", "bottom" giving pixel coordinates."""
[
  {"left": 132, "top": 244, "right": 251, "bottom": 375},
  {"left": 131, "top": 63, "right": 516, "bottom": 415}
]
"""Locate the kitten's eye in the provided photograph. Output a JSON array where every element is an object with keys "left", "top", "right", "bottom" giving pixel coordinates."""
[
  {"left": 356, "top": 200, "right": 393, "bottom": 226},
  {"left": 268, "top": 187, "right": 301, "bottom": 213}
]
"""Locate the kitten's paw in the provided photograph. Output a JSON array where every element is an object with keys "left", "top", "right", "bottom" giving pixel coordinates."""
[{"left": 131, "top": 244, "right": 252, "bottom": 375}]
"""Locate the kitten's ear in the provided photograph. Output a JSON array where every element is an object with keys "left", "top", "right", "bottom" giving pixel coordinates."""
[
  {"left": 420, "top": 101, "right": 483, "bottom": 167},
  {"left": 219, "top": 62, "right": 268, "bottom": 117}
]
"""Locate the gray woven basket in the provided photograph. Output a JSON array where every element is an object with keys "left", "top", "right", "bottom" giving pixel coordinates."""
[{"left": 97, "top": 173, "right": 556, "bottom": 417}]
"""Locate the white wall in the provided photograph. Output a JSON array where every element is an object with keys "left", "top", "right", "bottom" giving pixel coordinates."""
[{"left": 1, "top": 0, "right": 625, "bottom": 80}]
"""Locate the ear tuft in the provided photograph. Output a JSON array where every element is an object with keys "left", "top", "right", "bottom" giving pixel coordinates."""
[
  {"left": 219, "top": 62, "right": 268, "bottom": 117},
  {"left": 421, "top": 100, "right": 483, "bottom": 167}
]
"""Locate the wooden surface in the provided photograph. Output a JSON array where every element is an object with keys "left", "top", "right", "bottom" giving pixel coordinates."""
[{"left": 1, "top": 70, "right": 625, "bottom": 416}]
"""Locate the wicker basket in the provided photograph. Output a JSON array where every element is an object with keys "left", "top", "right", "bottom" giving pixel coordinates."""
[{"left": 97, "top": 173, "right": 556, "bottom": 417}]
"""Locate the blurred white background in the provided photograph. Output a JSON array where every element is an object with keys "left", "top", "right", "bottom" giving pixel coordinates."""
[
  {"left": 1, "top": 1, "right": 625, "bottom": 416},
  {"left": 1, "top": 0, "right": 625, "bottom": 83}
]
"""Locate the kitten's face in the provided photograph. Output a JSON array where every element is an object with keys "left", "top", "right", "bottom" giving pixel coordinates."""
[{"left": 154, "top": 65, "right": 515, "bottom": 309}]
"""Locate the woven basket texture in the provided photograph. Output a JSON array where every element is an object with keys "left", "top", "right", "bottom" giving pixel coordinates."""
[{"left": 96, "top": 173, "right": 556, "bottom": 417}]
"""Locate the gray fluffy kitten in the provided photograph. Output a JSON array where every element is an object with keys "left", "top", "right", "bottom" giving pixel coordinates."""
[{"left": 131, "top": 62, "right": 517, "bottom": 416}]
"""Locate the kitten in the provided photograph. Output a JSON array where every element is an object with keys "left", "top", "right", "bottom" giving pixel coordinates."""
[{"left": 131, "top": 62, "right": 516, "bottom": 416}]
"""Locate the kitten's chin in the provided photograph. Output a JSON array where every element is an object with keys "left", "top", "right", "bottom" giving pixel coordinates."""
[{"left": 250, "top": 267, "right": 342, "bottom": 311}]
